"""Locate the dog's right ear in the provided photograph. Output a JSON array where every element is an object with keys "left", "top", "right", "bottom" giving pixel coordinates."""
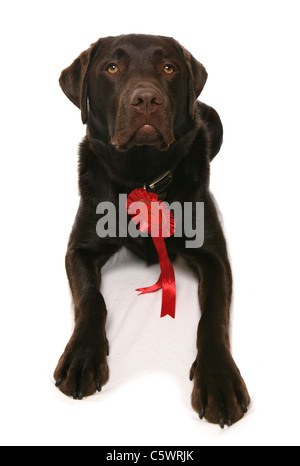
[
  {"left": 59, "top": 39, "right": 102, "bottom": 124},
  {"left": 182, "top": 48, "right": 208, "bottom": 119}
]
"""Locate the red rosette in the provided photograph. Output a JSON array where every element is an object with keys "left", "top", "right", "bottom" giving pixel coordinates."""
[{"left": 127, "top": 188, "right": 175, "bottom": 238}]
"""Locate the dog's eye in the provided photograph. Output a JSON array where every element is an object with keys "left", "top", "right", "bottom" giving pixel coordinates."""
[
  {"left": 107, "top": 64, "right": 119, "bottom": 74},
  {"left": 163, "top": 64, "right": 175, "bottom": 75}
]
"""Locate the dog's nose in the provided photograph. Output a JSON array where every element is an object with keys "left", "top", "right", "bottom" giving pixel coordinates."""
[{"left": 130, "top": 87, "right": 163, "bottom": 114}]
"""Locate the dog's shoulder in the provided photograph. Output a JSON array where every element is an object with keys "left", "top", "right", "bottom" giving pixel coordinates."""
[
  {"left": 77, "top": 138, "right": 117, "bottom": 205},
  {"left": 195, "top": 101, "right": 223, "bottom": 161}
]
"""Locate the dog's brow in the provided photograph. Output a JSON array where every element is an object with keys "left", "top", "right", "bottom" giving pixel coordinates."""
[
  {"left": 152, "top": 48, "right": 178, "bottom": 62},
  {"left": 109, "top": 48, "right": 129, "bottom": 59},
  {"left": 153, "top": 48, "right": 167, "bottom": 57}
]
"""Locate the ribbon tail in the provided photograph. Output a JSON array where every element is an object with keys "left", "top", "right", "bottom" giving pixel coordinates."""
[
  {"left": 136, "top": 274, "right": 162, "bottom": 295},
  {"left": 160, "top": 269, "right": 176, "bottom": 319},
  {"left": 152, "top": 237, "right": 176, "bottom": 319}
]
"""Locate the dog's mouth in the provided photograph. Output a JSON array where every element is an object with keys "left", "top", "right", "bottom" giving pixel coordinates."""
[
  {"left": 134, "top": 124, "right": 161, "bottom": 143},
  {"left": 111, "top": 124, "right": 174, "bottom": 152}
]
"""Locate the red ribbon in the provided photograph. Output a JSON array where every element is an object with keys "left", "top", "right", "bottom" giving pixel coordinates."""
[{"left": 127, "top": 188, "right": 176, "bottom": 319}]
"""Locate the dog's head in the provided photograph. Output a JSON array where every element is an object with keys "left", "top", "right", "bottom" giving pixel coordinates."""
[{"left": 59, "top": 34, "right": 207, "bottom": 152}]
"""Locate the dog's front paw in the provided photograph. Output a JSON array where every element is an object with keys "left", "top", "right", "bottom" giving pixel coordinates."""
[
  {"left": 190, "top": 350, "right": 250, "bottom": 428},
  {"left": 54, "top": 334, "right": 109, "bottom": 400}
]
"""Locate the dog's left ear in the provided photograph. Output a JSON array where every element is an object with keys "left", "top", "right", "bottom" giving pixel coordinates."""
[
  {"left": 182, "top": 48, "right": 208, "bottom": 118},
  {"left": 59, "top": 39, "right": 102, "bottom": 124}
]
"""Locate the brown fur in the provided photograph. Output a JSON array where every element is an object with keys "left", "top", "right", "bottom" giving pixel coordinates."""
[{"left": 54, "top": 34, "right": 250, "bottom": 427}]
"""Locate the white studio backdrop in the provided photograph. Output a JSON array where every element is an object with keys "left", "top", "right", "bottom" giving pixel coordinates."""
[{"left": 0, "top": 0, "right": 300, "bottom": 446}]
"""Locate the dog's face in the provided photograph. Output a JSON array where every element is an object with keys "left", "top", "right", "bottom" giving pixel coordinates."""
[{"left": 59, "top": 34, "right": 208, "bottom": 152}]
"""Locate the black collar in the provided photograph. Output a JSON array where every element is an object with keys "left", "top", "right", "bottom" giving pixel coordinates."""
[{"left": 143, "top": 170, "right": 173, "bottom": 200}]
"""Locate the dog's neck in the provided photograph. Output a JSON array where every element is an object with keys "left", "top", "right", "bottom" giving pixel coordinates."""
[
  {"left": 141, "top": 169, "right": 173, "bottom": 200},
  {"left": 86, "top": 135, "right": 177, "bottom": 188}
]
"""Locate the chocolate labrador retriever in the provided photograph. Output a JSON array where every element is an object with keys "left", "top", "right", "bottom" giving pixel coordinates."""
[{"left": 54, "top": 34, "right": 250, "bottom": 427}]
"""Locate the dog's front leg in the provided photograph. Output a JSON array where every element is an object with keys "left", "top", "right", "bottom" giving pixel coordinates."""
[
  {"left": 187, "top": 248, "right": 251, "bottom": 427},
  {"left": 187, "top": 250, "right": 250, "bottom": 427},
  {"left": 54, "top": 247, "right": 116, "bottom": 399},
  {"left": 182, "top": 195, "right": 250, "bottom": 427}
]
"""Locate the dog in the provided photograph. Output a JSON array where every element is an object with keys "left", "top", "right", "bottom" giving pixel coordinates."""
[{"left": 54, "top": 34, "right": 250, "bottom": 428}]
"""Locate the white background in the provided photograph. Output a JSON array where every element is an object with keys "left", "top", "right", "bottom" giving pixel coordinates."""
[{"left": 1, "top": 0, "right": 300, "bottom": 446}]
